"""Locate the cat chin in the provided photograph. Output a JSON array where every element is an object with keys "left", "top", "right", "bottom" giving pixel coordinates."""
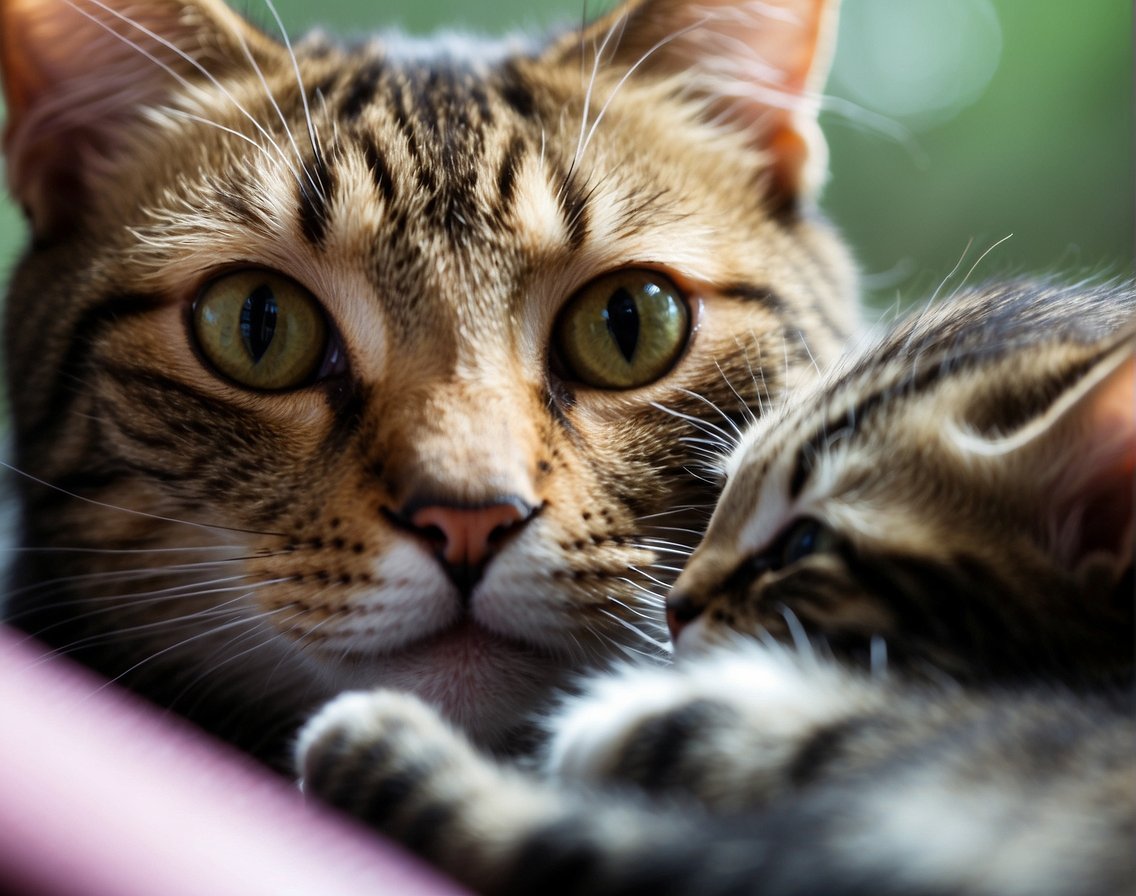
[{"left": 330, "top": 622, "right": 572, "bottom": 751}]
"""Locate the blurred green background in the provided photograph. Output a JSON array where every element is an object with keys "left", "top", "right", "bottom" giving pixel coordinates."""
[{"left": 0, "top": 0, "right": 1130, "bottom": 312}]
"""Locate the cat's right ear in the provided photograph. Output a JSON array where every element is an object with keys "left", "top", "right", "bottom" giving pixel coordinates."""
[
  {"left": 552, "top": 0, "right": 839, "bottom": 210},
  {"left": 0, "top": 0, "right": 277, "bottom": 239}
]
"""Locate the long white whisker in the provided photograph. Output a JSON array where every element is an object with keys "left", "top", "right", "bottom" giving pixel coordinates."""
[
  {"left": 259, "top": 0, "right": 327, "bottom": 198},
  {"left": 63, "top": 0, "right": 306, "bottom": 189},
  {"left": 598, "top": 608, "right": 672, "bottom": 654},
  {"left": 648, "top": 401, "right": 737, "bottom": 445},
  {"left": 571, "top": 5, "right": 628, "bottom": 177},
  {"left": 1, "top": 460, "right": 286, "bottom": 538},
  {"left": 215, "top": 20, "right": 324, "bottom": 201},
  {"left": 578, "top": 20, "right": 703, "bottom": 166},
  {"left": 88, "top": 610, "right": 273, "bottom": 696},
  {"left": 3, "top": 559, "right": 264, "bottom": 608}
]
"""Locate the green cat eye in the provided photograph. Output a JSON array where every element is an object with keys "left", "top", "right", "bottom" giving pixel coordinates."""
[
  {"left": 193, "top": 271, "right": 329, "bottom": 391},
  {"left": 554, "top": 270, "right": 690, "bottom": 389}
]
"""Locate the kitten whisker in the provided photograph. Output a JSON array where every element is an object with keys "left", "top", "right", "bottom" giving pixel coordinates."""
[
  {"left": 174, "top": 606, "right": 322, "bottom": 711},
  {"left": 776, "top": 603, "right": 815, "bottom": 661},
  {"left": 929, "top": 238, "right": 976, "bottom": 307},
  {"left": 869, "top": 634, "right": 889, "bottom": 678}
]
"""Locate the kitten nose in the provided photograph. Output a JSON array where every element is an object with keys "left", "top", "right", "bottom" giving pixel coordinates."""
[
  {"left": 400, "top": 497, "right": 537, "bottom": 596},
  {"left": 665, "top": 591, "right": 703, "bottom": 642}
]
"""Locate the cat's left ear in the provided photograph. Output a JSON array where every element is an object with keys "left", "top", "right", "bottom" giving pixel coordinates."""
[
  {"left": 554, "top": 0, "right": 839, "bottom": 208},
  {"left": 1020, "top": 338, "right": 1135, "bottom": 580},
  {"left": 0, "top": 0, "right": 280, "bottom": 238}
]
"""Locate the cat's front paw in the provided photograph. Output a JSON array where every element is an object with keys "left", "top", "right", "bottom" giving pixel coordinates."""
[
  {"left": 297, "top": 690, "right": 582, "bottom": 892},
  {"left": 296, "top": 689, "right": 463, "bottom": 825}
]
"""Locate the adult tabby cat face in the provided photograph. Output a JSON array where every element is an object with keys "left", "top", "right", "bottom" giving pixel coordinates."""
[
  {"left": 0, "top": 0, "right": 856, "bottom": 759},
  {"left": 670, "top": 281, "right": 1135, "bottom": 682}
]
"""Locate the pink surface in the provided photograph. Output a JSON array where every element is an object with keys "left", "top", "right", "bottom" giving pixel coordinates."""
[{"left": 0, "top": 626, "right": 467, "bottom": 896}]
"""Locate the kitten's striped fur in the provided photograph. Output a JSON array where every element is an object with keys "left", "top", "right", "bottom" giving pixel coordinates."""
[
  {"left": 0, "top": 0, "right": 856, "bottom": 765},
  {"left": 299, "top": 280, "right": 1136, "bottom": 895}
]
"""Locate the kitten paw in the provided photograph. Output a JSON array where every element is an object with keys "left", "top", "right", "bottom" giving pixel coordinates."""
[{"left": 545, "top": 644, "right": 871, "bottom": 808}]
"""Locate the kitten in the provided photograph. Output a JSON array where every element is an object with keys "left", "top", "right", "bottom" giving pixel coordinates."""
[
  {"left": 0, "top": 0, "right": 857, "bottom": 765},
  {"left": 298, "top": 279, "right": 1136, "bottom": 895}
]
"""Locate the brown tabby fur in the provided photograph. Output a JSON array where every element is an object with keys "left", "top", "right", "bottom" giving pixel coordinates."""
[
  {"left": 296, "top": 279, "right": 1135, "bottom": 896},
  {"left": 0, "top": 0, "right": 856, "bottom": 763},
  {"left": 672, "top": 279, "right": 1135, "bottom": 683}
]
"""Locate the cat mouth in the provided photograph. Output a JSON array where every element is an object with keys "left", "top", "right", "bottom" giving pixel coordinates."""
[
  {"left": 307, "top": 616, "right": 550, "bottom": 665},
  {"left": 411, "top": 618, "right": 545, "bottom": 660},
  {"left": 313, "top": 618, "right": 570, "bottom": 748}
]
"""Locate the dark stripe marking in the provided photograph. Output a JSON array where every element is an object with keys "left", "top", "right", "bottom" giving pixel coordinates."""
[
  {"left": 720, "top": 282, "right": 787, "bottom": 314},
  {"left": 496, "top": 135, "right": 527, "bottom": 212},
  {"left": 787, "top": 717, "right": 869, "bottom": 788},
  {"left": 297, "top": 153, "right": 335, "bottom": 248},
  {"left": 556, "top": 170, "right": 590, "bottom": 250},
  {"left": 26, "top": 294, "right": 163, "bottom": 447},
  {"left": 358, "top": 134, "right": 396, "bottom": 204},
  {"left": 614, "top": 698, "right": 735, "bottom": 787},
  {"left": 497, "top": 62, "right": 537, "bottom": 119},
  {"left": 100, "top": 364, "right": 251, "bottom": 421},
  {"left": 339, "top": 59, "right": 384, "bottom": 120}
]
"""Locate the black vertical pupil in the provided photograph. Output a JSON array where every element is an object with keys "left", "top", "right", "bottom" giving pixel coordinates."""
[
  {"left": 240, "top": 284, "right": 278, "bottom": 363},
  {"left": 604, "top": 288, "right": 639, "bottom": 363}
]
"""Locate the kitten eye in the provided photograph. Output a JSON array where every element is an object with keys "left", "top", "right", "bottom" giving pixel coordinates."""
[
  {"left": 728, "top": 518, "right": 840, "bottom": 592},
  {"left": 553, "top": 269, "right": 690, "bottom": 389},
  {"left": 779, "top": 518, "right": 839, "bottom": 567},
  {"left": 193, "top": 270, "right": 331, "bottom": 391}
]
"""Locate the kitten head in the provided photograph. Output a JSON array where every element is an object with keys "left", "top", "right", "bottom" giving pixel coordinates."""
[
  {"left": 670, "top": 281, "right": 1135, "bottom": 683},
  {"left": 0, "top": 0, "right": 856, "bottom": 758}
]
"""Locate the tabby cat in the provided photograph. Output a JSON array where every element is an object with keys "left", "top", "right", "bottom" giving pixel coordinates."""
[
  {"left": 298, "top": 279, "right": 1136, "bottom": 895},
  {"left": 0, "top": 0, "right": 857, "bottom": 764}
]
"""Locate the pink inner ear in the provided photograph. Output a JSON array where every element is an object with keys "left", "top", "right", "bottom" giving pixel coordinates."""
[
  {"left": 1, "top": 0, "right": 188, "bottom": 234},
  {"left": 1, "top": 0, "right": 274, "bottom": 237},
  {"left": 661, "top": 0, "right": 837, "bottom": 201},
  {"left": 1056, "top": 351, "right": 1136, "bottom": 567}
]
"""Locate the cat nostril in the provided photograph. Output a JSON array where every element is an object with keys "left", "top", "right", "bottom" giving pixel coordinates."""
[
  {"left": 665, "top": 591, "right": 703, "bottom": 642},
  {"left": 410, "top": 502, "right": 527, "bottom": 567},
  {"left": 392, "top": 497, "right": 538, "bottom": 595}
]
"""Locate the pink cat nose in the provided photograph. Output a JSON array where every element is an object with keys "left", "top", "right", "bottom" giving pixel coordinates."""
[
  {"left": 665, "top": 591, "right": 703, "bottom": 643},
  {"left": 391, "top": 497, "right": 538, "bottom": 598},
  {"left": 410, "top": 502, "right": 529, "bottom": 568}
]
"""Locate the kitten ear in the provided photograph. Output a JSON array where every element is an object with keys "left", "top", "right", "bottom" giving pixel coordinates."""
[
  {"left": 0, "top": 0, "right": 277, "bottom": 237},
  {"left": 560, "top": 0, "right": 839, "bottom": 208},
  {"left": 1023, "top": 338, "right": 1135, "bottom": 579}
]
